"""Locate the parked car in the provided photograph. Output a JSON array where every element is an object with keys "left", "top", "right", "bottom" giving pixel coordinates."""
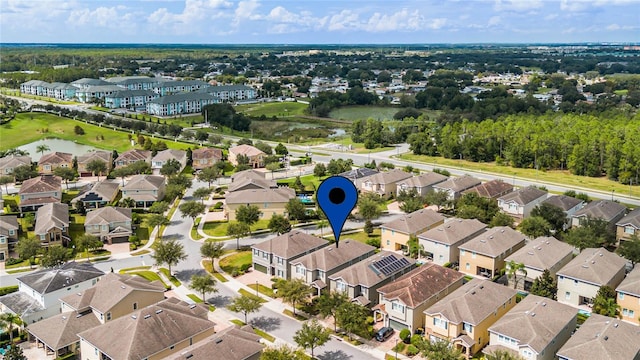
[{"left": 375, "top": 327, "right": 394, "bottom": 342}]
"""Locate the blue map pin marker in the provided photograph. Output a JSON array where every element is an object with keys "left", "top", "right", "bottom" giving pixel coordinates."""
[{"left": 317, "top": 176, "right": 358, "bottom": 248}]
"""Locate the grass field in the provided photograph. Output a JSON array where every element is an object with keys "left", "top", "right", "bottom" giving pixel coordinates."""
[
  {"left": 0, "top": 112, "right": 193, "bottom": 152},
  {"left": 327, "top": 229, "right": 380, "bottom": 245},
  {"left": 202, "top": 219, "right": 270, "bottom": 237},
  {"left": 329, "top": 106, "right": 400, "bottom": 121},
  {"left": 399, "top": 154, "right": 640, "bottom": 199},
  {"left": 238, "top": 288, "right": 267, "bottom": 303},
  {"left": 236, "top": 101, "right": 308, "bottom": 117},
  {"left": 219, "top": 251, "right": 252, "bottom": 274},
  {"left": 247, "top": 283, "right": 275, "bottom": 298}
]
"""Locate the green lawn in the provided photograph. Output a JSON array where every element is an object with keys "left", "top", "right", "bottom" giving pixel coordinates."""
[
  {"left": 69, "top": 214, "right": 86, "bottom": 241},
  {"left": 276, "top": 174, "right": 324, "bottom": 190},
  {"left": 187, "top": 294, "right": 204, "bottom": 303},
  {"left": 191, "top": 217, "right": 203, "bottom": 240},
  {"left": 247, "top": 283, "right": 275, "bottom": 298},
  {"left": 119, "top": 266, "right": 152, "bottom": 273},
  {"left": 230, "top": 319, "right": 276, "bottom": 342},
  {"left": 219, "top": 251, "right": 252, "bottom": 274},
  {"left": 202, "top": 260, "right": 229, "bottom": 283},
  {"left": 236, "top": 101, "right": 308, "bottom": 117},
  {"left": 159, "top": 267, "right": 182, "bottom": 286},
  {"left": 202, "top": 220, "right": 271, "bottom": 237},
  {"left": 329, "top": 106, "right": 400, "bottom": 121},
  {"left": 327, "top": 229, "right": 380, "bottom": 245},
  {"left": 238, "top": 288, "right": 267, "bottom": 303},
  {"left": 130, "top": 271, "right": 170, "bottom": 289}
]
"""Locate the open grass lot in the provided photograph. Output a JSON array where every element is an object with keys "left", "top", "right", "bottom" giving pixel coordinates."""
[
  {"left": 219, "top": 251, "right": 252, "bottom": 274},
  {"left": 276, "top": 173, "right": 324, "bottom": 190},
  {"left": 399, "top": 154, "right": 640, "bottom": 199},
  {"left": 236, "top": 101, "right": 308, "bottom": 117},
  {"left": 327, "top": 229, "right": 380, "bottom": 245},
  {"left": 129, "top": 271, "right": 169, "bottom": 288},
  {"left": 0, "top": 112, "right": 193, "bottom": 152},
  {"left": 202, "top": 219, "right": 270, "bottom": 237},
  {"left": 330, "top": 106, "right": 400, "bottom": 121},
  {"left": 247, "top": 283, "right": 275, "bottom": 297}
]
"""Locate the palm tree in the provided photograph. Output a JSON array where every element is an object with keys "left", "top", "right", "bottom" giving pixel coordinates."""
[
  {"left": 119, "top": 197, "right": 135, "bottom": 208},
  {"left": 36, "top": 144, "right": 50, "bottom": 156},
  {"left": 0, "top": 312, "right": 22, "bottom": 342},
  {"left": 507, "top": 260, "right": 527, "bottom": 289}
]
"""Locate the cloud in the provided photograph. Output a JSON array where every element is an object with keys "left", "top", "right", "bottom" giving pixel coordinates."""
[
  {"left": 233, "top": 0, "right": 261, "bottom": 25},
  {"left": 363, "top": 9, "right": 425, "bottom": 32},
  {"left": 494, "top": 0, "right": 543, "bottom": 11},
  {"left": 327, "top": 10, "right": 360, "bottom": 31},
  {"left": 488, "top": 16, "right": 501, "bottom": 26},
  {"left": 147, "top": 0, "right": 232, "bottom": 32}
]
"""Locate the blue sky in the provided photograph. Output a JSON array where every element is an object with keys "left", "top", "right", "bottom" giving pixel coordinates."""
[{"left": 1, "top": 0, "right": 639, "bottom": 44}]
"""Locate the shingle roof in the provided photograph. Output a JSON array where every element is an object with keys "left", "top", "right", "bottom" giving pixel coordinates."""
[
  {"left": 505, "top": 236, "right": 574, "bottom": 271},
  {"left": 19, "top": 175, "right": 61, "bottom": 195},
  {"left": 463, "top": 179, "right": 513, "bottom": 198},
  {"left": 152, "top": 149, "right": 186, "bottom": 162},
  {"left": 108, "top": 90, "right": 157, "bottom": 98},
  {"left": 115, "top": 149, "right": 152, "bottom": 163},
  {"left": 418, "top": 218, "right": 488, "bottom": 245},
  {"left": 573, "top": 200, "right": 626, "bottom": 222},
  {"left": 85, "top": 207, "right": 131, "bottom": 226},
  {"left": 34, "top": 202, "right": 69, "bottom": 235},
  {"left": 252, "top": 230, "right": 328, "bottom": 259},
  {"left": 80, "top": 85, "right": 123, "bottom": 93},
  {"left": 18, "top": 262, "right": 104, "bottom": 294},
  {"left": 433, "top": 175, "right": 482, "bottom": 193},
  {"left": 616, "top": 265, "right": 640, "bottom": 297},
  {"left": 226, "top": 187, "right": 295, "bottom": 204},
  {"left": 0, "top": 215, "right": 19, "bottom": 236},
  {"left": 148, "top": 92, "right": 218, "bottom": 105},
  {"left": 557, "top": 248, "right": 627, "bottom": 285},
  {"left": 77, "top": 150, "right": 112, "bottom": 165},
  {"left": 556, "top": 313, "right": 640, "bottom": 360},
  {"left": 229, "top": 144, "right": 265, "bottom": 157},
  {"left": 362, "top": 169, "right": 413, "bottom": 185},
  {"left": 397, "top": 172, "right": 448, "bottom": 189},
  {"left": 459, "top": 226, "right": 526, "bottom": 257},
  {"left": 231, "top": 169, "right": 265, "bottom": 182},
  {"left": 206, "top": 84, "right": 254, "bottom": 92},
  {"left": 78, "top": 298, "right": 214, "bottom": 360},
  {"left": 228, "top": 177, "right": 277, "bottom": 192},
  {"left": 498, "top": 186, "right": 547, "bottom": 206},
  {"left": 616, "top": 208, "right": 640, "bottom": 229},
  {"left": 26, "top": 311, "right": 101, "bottom": 350},
  {"left": 0, "top": 155, "right": 31, "bottom": 170},
  {"left": 328, "top": 251, "right": 416, "bottom": 287},
  {"left": 381, "top": 209, "right": 444, "bottom": 235},
  {"left": 123, "top": 175, "right": 165, "bottom": 191},
  {"left": 424, "top": 279, "right": 518, "bottom": 326},
  {"left": 72, "top": 180, "right": 120, "bottom": 204},
  {"left": 338, "top": 168, "right": 378, "bottom": 181},
  {"left": 0, "top": 291, "right": 45, "bottom": 316},
  {"left": 488, "top": 295, "right": 577, "bottom": 354},
  {"left": 162, "top": 325, "right": 263, "bottom": 360},
  {"left": 71, "top": 78, "right": 111, "bottom": 86},
  {"left": 291, "top": 239, "right": 375, "bottom": 272},
  {"left": 377, "top": 263, "right": 464, "bottom": 308},
  {"left": 542, "top": 195, "right": 583, "bottom": 212},
  {"left": 192, "top": 147, "right": 223, "bottom": 160},
  {"left": 105, "top": 76, "right": 155, "bottom": 84}
]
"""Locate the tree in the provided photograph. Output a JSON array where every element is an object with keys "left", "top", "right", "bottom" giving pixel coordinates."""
[
  {"left": 292, "top": 176, "right": 305, "bottom": 192},
  {"left": 75, "top": 234, "right": 102, "bottom": 261},
  {"left": 593, "top": 285, "right": 620, "bottom": 318},
  {"left": 565, "top": 217, "right": 615, "bottom": 251},
  {"left": 425, "top": 190, "right": 450, "bottom": 211},
  {"left": 260, "top": 345, "right": 307, "bottom": 360},
  {"left": 119, "top": 197, "right": 136, "bottom": 208},
  {"left": 3, "top": 342, "right": 27, "bottom": 360},
  {"left": 86, "top": 159, "right": 107, "bottom": 180},
  {"left": 529, "top": 269, "right": 557, "bottom": 300},
  {"left": 148, "top": 201, "right": 169, "bottom": 214},
  {"left": 200, "top": 241, "right": 224, "bottom": 270},
  {"left": 0, "top": 312, "right": 22, "bottom": 343},
  {"left": 268, "top": 214, "right": 291, "bottom": 235},
  {"left": 294, "top": 319, "right": 331, "bottom": 358},
  {"left": 197, "top": 166, "right": 220, "bottom": 188},
  {"left": 147, "top": 213, "right": 170, "bottom": 232},
  {"left": 484, "top": 349, "right": 525, "bottom": 360},
  {"left": 279, "top": 278, "right": 312, "bottom": 316},
  {"left": 518, "top": 216, "right": 552, "bottom": 238},
  {"left": 236, "top": 204, "right": 261, "bottom": 228},
  {"left": 160, "top": 158, "right": 182, "bottom": 177},
  {"left": 0, "top": 175, "right": 13, "bottom": 194},
  {"left": 180, "top": 200, "right": 206, "bottom": 221},
  {"left": 40, "top": 245, "right": 72, "bottom": 268},
  {"left": 489, "top": 212, "right": 514, "bottom": 228},
  {"left": 36, "top": 144, "right": 50, "bottom": 155},
  {"left": 228, "top": 294, "right": 263, "bottom": 323},
  {"left": 617, "top": 234, "right": 640, "bottom": 267},
  {"left": 286, "top": 199, "right": 306, "bottom": 221},
  {"left": 11, "top": 164, "right": 38, "bottom": 182},
  {"left": 313, "top": 163, "right": 327, "bottom": 178},
  {"left": 358, "top": 197, "right": 381, "bottom": 221},
  {"left": 190, "top": 274, "right": 217, "bottom": 302},
  {"left": 111, "top": 166, "right": 130, "bottom": 186},
  {"left": 506, "top": 260, "right": 527, "bottom": 289},
  {"left": 227, "top": 221, "right": 250, "bottom": 250},
  {"left": 400, "top": 196, "right": 424, "bottom": 213},
  {"left": 419, "top": 338, "right": 465, "bottom": 360},
  {"left": 274, "top": 143, "right": 288, "bottom": 155},
  {"left": 16, "top": 237, "right": 41, "bottom": 268},
  {"left": 151, "top": 238, "right": 187, "bottom": 276},
  {"left": 531, "top": 202, "right": 568, "bottom": 234},
  {"left": 266, "top": 162, "right": 281, "bottom": 179},
  {"left": 53, "top": 166, "right": 76, "bottom": 189},
  {"left": 317, "top": 291, "right": 349, "bottom": 332},
  {"left": 335, "top": 301, "right": 368, "bottom": 340}
]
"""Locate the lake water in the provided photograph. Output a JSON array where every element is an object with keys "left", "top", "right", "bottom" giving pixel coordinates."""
[{"left": 18, "top": 139, "right": 99, "bottom": 162}]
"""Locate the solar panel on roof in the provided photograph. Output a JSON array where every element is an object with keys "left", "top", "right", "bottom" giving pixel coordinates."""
[{"left": 370, "top": 254, "right": 411, "bottom": 277}]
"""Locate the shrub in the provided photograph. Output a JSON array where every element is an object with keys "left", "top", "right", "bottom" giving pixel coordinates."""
[
  {"left": 399, "top": 328, "right": 411, "bottom": 343},
  {"left": 366, "top": 316, "right": 374, "bottom": 325},
  {"left": 406, "top": 345, "right": 419, "bottom": 356},
  {"left": 4, "top": 257, "right": 22, "bottom": 266},
  {"left": 240, "top": 263, "right": 252, "bottom": 272},
  {"left": 392, "top": 342, "right": 406, "bottom": 352},
  {"left": 0, "top": 285, "right": 19, "bottom": 296},
  {"left": 213, "top": 201, "right": 223, "bottom": 210},
  {"left": 410, "top": 334, "right": 423, "bottom": 346},
  {"left": 366, "top": 237, "right": 381, "bottom": 248}
]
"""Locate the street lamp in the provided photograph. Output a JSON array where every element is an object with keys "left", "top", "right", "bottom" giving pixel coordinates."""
[{"left": 611, "top": 189, "right": 615, "bottom": 201}]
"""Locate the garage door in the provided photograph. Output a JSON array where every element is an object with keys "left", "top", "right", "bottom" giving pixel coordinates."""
[
  {"left": 389, "top": 319, "right": 408, "bottom": 331},
  {"left": 253, "top": 263, "right": 268, "bottom": 274}
]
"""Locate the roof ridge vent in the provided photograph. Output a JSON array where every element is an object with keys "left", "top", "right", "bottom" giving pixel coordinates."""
[
  {"left": 144, "top": 314, "right": 151, "bottom": 319},
  {"left": 215, "top": 338, "right": 223, "bottom": 344},
  {"left": 527, "top": 251, "right": 534, "bottom": 255},
  {"left": 582, "top": 264, "right": 589, "bottom": 268},
  {"left": 189, "top": 304, "right": 197, "bottom": 309},
  {"left": 614, "top": 323, "right": 619, "bottom": 328},
  {"left": 480, "top": 239, "right": 486, "bottom": 243},
  {"left": 131, "top": 315, "right": 137, "bottom": 319},
  {"left": 121, "top": 285, "right": 126, "bottom": 289},
  {"left": 155, "top": 309, "right": 163, "bottom": 314},
  {"left": 489, "top": 235, "right": 494, "bottom": 239}
]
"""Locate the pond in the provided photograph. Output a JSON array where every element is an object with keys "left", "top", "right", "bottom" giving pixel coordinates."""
[
  {"left": 328, "top": 128, "right": 347, "bottom": 138},
  {"left": 18, "top": 138, "right": 100, "bottom": 162}
]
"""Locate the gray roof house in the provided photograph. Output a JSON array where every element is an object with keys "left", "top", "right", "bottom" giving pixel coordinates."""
[
  {"left": 18, "top": 175, "right": 62, "bottom": 211},
  {"left": 556, "top": 313, "right": 640, "bottom": 360},
  {"left": 616, "top": 266, "right": 640, "bottom": 326},
  {"left": 557, "top": 248, "right": 627, "bottom": 307},
  {"left": 432, "top": 175, "right": 482, "bottom": 201},
  {"left": 571, "top": 199, "right": 626, "bottom": 229},
  {"left": 418, "top": 218, "right": 488, "bottom": 266},
  {"left": 459, "top": 226, "right": 527, "bottom": 278},
  {"left": 228, "top": 177, "right": 277, "bottom": 193},
  {"left": 380, "top": 208, "right": 445, "bottom": 252},
  {"left": 497, "top": 186, "right": 548, "bottom": 220},
  {"left": 463, "top": 179, "right": 514, "bottom": 199},
  {"left": 71, "top": 180, "right": 120, "bottom": 209},
  {"left": 231, "top": 169, "right": 266, "bottom": 182},
  {"left": 617, "top": 208, "right": 640, "bottom": 243},
  {"left": 0, "top": 155, "right": 31, "bottom": 176},
  {"left": 360, "top": 169, "right": 413, "bottom": 197},
  {"left": 485, "top": 295, "right": 578, "bottom": 360},
  {"left": 151, "top": 149, "right": 187, "bottom": 175},
  {"left": 84, "top": 207, "right": 132, "bottom": 244},
  {"left": 396, "top": 172, "right": 448, "bottom": 197},
  {"left": 121, "top": 175, "right": 166, "bottom": 208},
  {"left": 339, "top": 168, "right": 379, "bottom": 188},
  {"left": 0, "top": 215, "right": 19, "bottom": 261},
  {"left": 191, "top": 147, "right": 223, "bottom": 170},
  {"left": 290, "top": 240, "right": 377, "bottom": 296},
  {"left": 542, "top": 195, "right": 584, "bottom": 230},
  {"left": 76, "top": 150, "right": 113, "bottom": 177},
  {"left": 34, "top": 202, "right": 70, "bottom": 247},
  {"left": 252, "top": 231, "right": 329, "bottom": 279},
  {"left": 163, "top": 325, "right": 263, "bottom": 360},
  {"left": 114, "top": 149, "right": 152, "bottom": 168}
]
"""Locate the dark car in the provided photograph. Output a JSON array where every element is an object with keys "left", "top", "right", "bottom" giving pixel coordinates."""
[{"left": 375, "top": 327, "right": 394, "bottom": 342}]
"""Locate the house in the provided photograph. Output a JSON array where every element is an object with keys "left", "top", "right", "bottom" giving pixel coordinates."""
[
  {"left": 617, "top": 266, "right": 640, "bottom": 325},
  {"left": 423, "top": 279, "right": 519, "bottom": 358},
  {"left": 459, "top": 226, "right": 526, "bottom": 278},
  {"left": 191, "top": 148, "right": 223, "bottom": 170},
  {"left": 228, "top": 145, "right": 266, "bottom": 168},
  {"left": 290, "top": 240, "right": 376, "bottom": 295},
  {"left": 38, "top": 152, "right": 73, "bottom": 175},
  {"left": 26, "top": 273, "right": 165, "bottom": 358},
  {"left": 78, "top": 298, "right": 215, "bottom": 360},
  {"left": 541, "top": 195, "right": 584, "bottom": 230},
  {"left": 34, "top": 202, "right": 70, "bottom": 247},
  {"left": 557, "top": 248, "right": 627, "bottom": 307},
  {"left": 374, "top": 263, "right": 465, "bottom": 333},
  {"left": 154, "top": 80, "right": 210, "bottom": 96},
  {"left": 251, "top": 230, "right": 329, "bottom": 278},
  {"left": 396, "top": 172, "right": 448, "bottom": 197},
  {"left": 0, "top": 155, "right": 31, "bottom": 176},
  {"left": 231, "top": 169, "right": 266, "bottom": 182},
  {"left": 463, "top": 179, "right": 513, "bottom": 199},
  {"left": 328, "top": 251, "right": 416, "bottom": 306},
  {"left": 71, "top": 180, "right": 120, "bottom": 209},
  {"left": 418, "top": 218, "right": 488, "bottom": 266},
  {"left": 556, "top": 313, "right": 640, "bottom": 360},
  {"left": 114, "top": 149, "right": 152, "bottom": 168},
  {"left": 380, "top": 209, "right": 445, "bottom": 252},
  {"left": 146, "top": 92, "right": 219, "bottom": 116},
  {"left": 203, "top": 84, "right": 256, "bottom": 102},
  {"left": 121, "top": 175, "right": 166, "bottom": 208},
  {"left": 0, "top": 262, "right": 104, "bottom": 324},
  {"left": 485, "top": 295, "right": 578, "bottom": 360},
  {"left": 497, "top": 186, "right": 548, "bottom": 220},
  {"left": 76, "top": 151, "right": 113, "bottom": 177},
  {"left": 432, "top": 175, "right": 482, "bottom": 201},
  {"left": 616, "top": 208, "right": 640, "bottom": 244},
  {"left": 225, "top": 187, "right": 296, "bottom": 221},
  {"left": 104, "top": 89, "right": 159, "bottom": 110},
  {"left": 504, "top": 236, "right": 574, "bottom": 291},
  {"left": 360, "top": 169, "right": 413, "bottom": 197},
  {"left": 84, "top": 207, "right": 132, "bottom": 244},
  {"left": 338, "top": 168, "right": 379, "bottom": 188},
  {"left": 228, "top": 177, "right": 277, "bottom": 193},
  {"left": 163, "top": 325, "right": 263, "bottom": 360},
  {"left": 570, "top": 199, "right": 626, "bottom": 229},
  {"left": 106, "top": 76, "right": 160, "bottom": 91},
  {"left": 151, "top": 149, "right": 187, "bottom": 175},
  {"left": 18, "top": 175, "right": 62, "bottom": 212},
  {"left": 70, "top": 78, "right": 111, "bottom": 90},
  {"left": 0, "top": 215, "right": 19, "bottom": 261}
]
